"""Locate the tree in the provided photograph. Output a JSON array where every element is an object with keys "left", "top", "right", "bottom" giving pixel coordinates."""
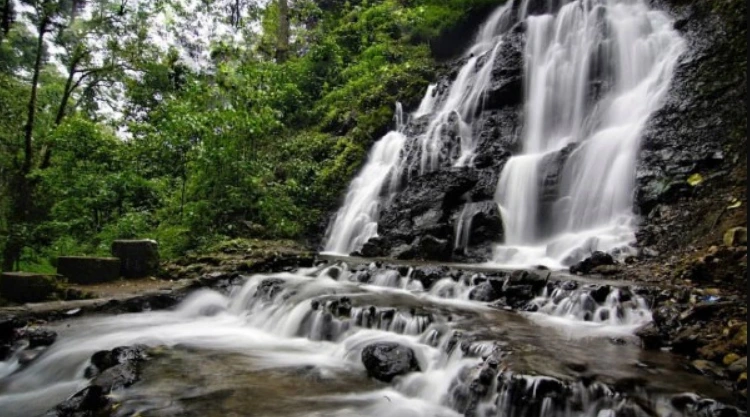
[
  {"left": 275, "top": 0, "right": 289, "bottom": 63},
  {"left": 0, "top": 0, "right": 13, "bottom": 43},
  {"left": 3, "top": 0, "right": 115, "bottom": 270}
]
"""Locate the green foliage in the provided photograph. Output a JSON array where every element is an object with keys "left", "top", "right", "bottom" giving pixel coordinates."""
[{"left": 0, "top": 0, "right": 502, "bottom": 268}]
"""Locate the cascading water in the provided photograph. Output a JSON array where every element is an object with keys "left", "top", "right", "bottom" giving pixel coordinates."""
[
  {"left": 0, "top": 264, "right": 738, "bottom": 417},
  {"left": 324, "top": 0, "right": 685, "bottom": 269},
  {"left": 323, "top": 5, "right": 515, "bottom": 256},
  {"left": 493, "top": 0, "right": 685, "bottom": 267},
  {"left": 323, "top": 104, "right": 407, "bottom": 255}
]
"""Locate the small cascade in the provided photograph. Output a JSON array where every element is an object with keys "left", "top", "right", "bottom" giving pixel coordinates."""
[
  {"left": 455, "top": 203, "right": 480, "bottom": 251},
  {"left": 323, "top": 109, "right": 407, "bottom": 254},
  {"left": 0, "top": 263, "right": 742, "bottom": 417},
  {"left": 414, "top": 84, "right": 438, "bottom": 119},
  {"left": 528, "top": 286, "right": 652, "bottom": 326},
  {"left": 415, "top": 4, "right": 513, "bottom": 173}
]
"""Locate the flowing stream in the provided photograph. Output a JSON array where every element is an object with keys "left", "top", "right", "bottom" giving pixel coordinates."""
[
  {"left": 0, "top": 263, "right": 735, "bottom": 416},
  {"left": 323, "top": 0, "right": 685, "bottom": 269}
]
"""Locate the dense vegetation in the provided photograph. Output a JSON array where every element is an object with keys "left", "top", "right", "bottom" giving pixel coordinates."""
[{"left": 0, "top": 0, "right": 500, "bottom": 271}]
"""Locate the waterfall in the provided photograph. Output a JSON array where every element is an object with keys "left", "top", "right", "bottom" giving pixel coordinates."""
[
  {"left": 493, "top": 0, "right": 686, "bottom": 267},
  {"left": 323, "top": 132, "right": 406, "bottom": 255},
  {"left": 324, "top": 0, "right": 685, "bottom": 268},
  {"left": 323, "top": 4, "right": 515, "bottom": 255}
]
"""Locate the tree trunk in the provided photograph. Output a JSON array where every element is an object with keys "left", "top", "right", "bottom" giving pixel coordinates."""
[
  {"left": 2, "top": 17, "right": 48, "bottom": 271},
  {"left": 23, "top": 17, "right": 48, "bottom": 173},
  {"left": 275, "top": 0, "right": 290, "bottom": 63},
  {"left": 0, "top": 0, "right": 12, "bottom": 41},
  {"left": 55, "top": 60, "right": 79, "bottom": 125},
  {"left": 0, "top": 0, "right": 11, "bottom": 42}
]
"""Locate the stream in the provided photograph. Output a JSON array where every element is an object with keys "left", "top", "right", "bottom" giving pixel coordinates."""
[{"left": 0, "top": 261, "right": 738, "bottom": 417}]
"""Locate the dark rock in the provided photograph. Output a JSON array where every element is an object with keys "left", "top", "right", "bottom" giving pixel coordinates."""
[
  {"left": 0, "top": 315, "right": 22, "bottom": 342},
  {"left": 591, "top": 285, "right": 612, "bottom": 303},
  {"left": 484, "top": 26, "right": 524, "bottom": 111},
  {"left": 409, "top": 235, "right": 451, "bottom": 260},
  {"left": 636, "top": 323, "right": 664, "bottom": 350},
  {"left": 570, "top": 252, "right": 615, "bottom": 275},
  {"left": 53, "top": 345, "right": 148, "bottom": 416},
  {"left": 452, "top": 201, "right": 505, "bottom": 256},
  {"left": 325, "top": 266, "right": 342, "bottom": 280},
  {"left": 504, "top": 285, "right": 535, "bottom": 308},
  {"left": 351, "top": 270, "right": 371, "bottom": 283},
  {"left": 359, "top": 236, "right": 387, "bottom": 258},
  {"left": 505, "top": 270, "right": 548, "bottom": 292},
  {"left": 369, "top": 169, "right": 479, "bottom": 261},
  {"left": 25, "top": 328, "right": 57, "bottom": 348},
  {"left": 57, "top": 257, "right": 121, "bottom": 285},
  {"left": 561, "top": 281, "right": 579, "bottom": 291},
  {"left": 255, "top": 278, "right": 286, "bottom": 301},
  {"left": 361, "top": 342, "right": 421, "bottom": 382},
  {"left": 469, "top": 282, "right": 501, "bottom": 302},
  {"left": 672, "top": 328, "right": 705, "bottom": 357},
  {"left": 411, "top": 266, "right": 449, "bottom": 290},
  {"left": 0, "top": 273, "right": 61, "bottom": 303},
  {"left": 111, "top": 240, "right": 160, "bottom": 278}
]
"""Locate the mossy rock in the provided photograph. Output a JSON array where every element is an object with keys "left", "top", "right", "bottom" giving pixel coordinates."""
[{"left": 0, "top": 273, "right": 62, "bottom": 303}]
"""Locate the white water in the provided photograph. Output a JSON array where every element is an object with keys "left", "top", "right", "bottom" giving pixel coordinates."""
[
  {"left": 493, "top": 0, "right": 685, "bottom": 267},
  {"left": 323, "top": 105, "right": 408, "bottom": 254},
  {"left": 0, "top": 265, "right": 667, "bottom": 417},
  {"left": 323, "top": 5, "right": 515, "bottom": 255},
  {"left": 416, "top": 4, "right": 513, "bottom": 173}
]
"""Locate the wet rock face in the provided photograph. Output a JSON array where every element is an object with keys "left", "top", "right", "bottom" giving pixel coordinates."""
[
  {"left": 364, "top": 169, "right": 480, "bottom": 260},
  {"left": 453, "top": 201, "right": 505, "bottom": 263},
  {"left": 255, "top": 278, "right": 287, "bottom": 301},
  {"left": 351, "top": 24, "right": 526, "bottom": 261},
  {"left": 361, "top": 342, "right": 421, "bottom": 382},
  {"left": 484, "top": 24, "right": 525, "bottom": 111},
  {"left": 635, "top": 0, "right": 746, "bottom": 254}
]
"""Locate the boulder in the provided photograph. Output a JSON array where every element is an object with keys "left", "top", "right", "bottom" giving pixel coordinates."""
[
  {"left": 570, "top": 252, "right": 615, "bottom": 275},
  {"left": 55, "top": 345, "right": 148, "bottom": 417},
  {"left": 469, "top": 282, "right": 501, "bottom": 302},
  {"left": 636, "top": 323, "right": 663, "bottom": 350},
  {"left": 0, "top": 272, "right": 60, "bottom": 303},
  {"left": 361, "top": 342, "right": 421, "bottom": 382},
  {"left": 111, "top": 240, "right": 160, "bottom": 278},
  {"left": 25, "top": 328, "right": 58, "bottom": 349},
  {"left": 57, "top": 257, "right": 121, "bottom": 285},
  {"left": 411, "top": 266, "right": 449, "bottom": 290}
]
